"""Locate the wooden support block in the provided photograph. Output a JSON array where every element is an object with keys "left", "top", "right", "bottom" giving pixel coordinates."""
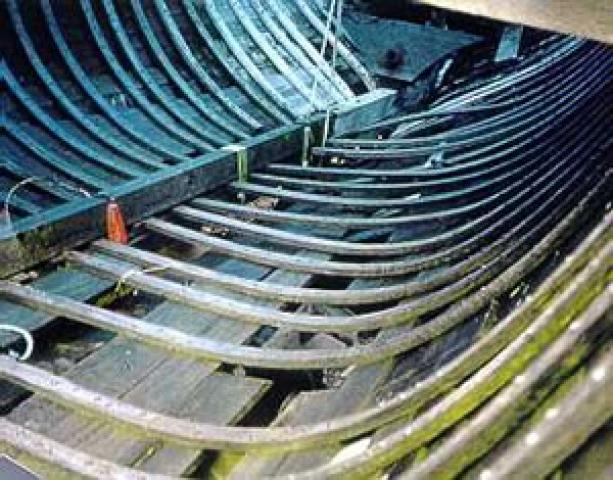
[{"left": 331, "top": 89, "right": 398, "bottom": 137}]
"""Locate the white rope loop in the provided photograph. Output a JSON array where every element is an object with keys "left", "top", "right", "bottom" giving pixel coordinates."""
[{"left": 0, "top": 324, "right": 34, "bottom": 361}]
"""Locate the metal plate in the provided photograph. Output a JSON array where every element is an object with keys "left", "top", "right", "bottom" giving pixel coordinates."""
[{"left": 343, "top": 11, "right": 481, "bottom": 83}]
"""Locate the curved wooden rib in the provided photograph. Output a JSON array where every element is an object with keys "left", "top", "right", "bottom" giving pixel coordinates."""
[
  {"left": 228, "top": 0, "right": 327, "bottom": 110},
  {"left": 0, "top": 216, "right": 609, "bottom": 455},
  {"left": 476, "top": 345, "right": 613, "bottom": 480},
  {"left": 1, "top": 181, "right": 609, "bottom": 372},
  {"left": 40, "top": 0, "right": 180, "bottom": 165},
  {"left": 203, "top": 0, "right": 296, "bottom": 120},
  {"left": 69, "top": 169, "right": 613, "bottom": 333},
  {"left": 251, "top": 0, "right": 348, "bottom": 103},
  {"left": 7, "top": 0, "right": 159, "bottom": 175},
  {"left": 79, "top": 0, "right": 208, "bottom": 153},
  {"left": 100, "top": 0, "right": 217, "bottom": 150},
  {"left": 315, "top": 53, "right": 607, "bottom": 158},
  {"left": 129, "top": 0, "right": 244, "bottom": 141},
  {"left": 399, "top": 296, "right": 612, "bottom": 479},
  {"left": 294, "top": 279, "right": 613, "bottom": 479},
  {"left": 0, "top": 418, "right": 172, "bottom": 480},
  {"left": 2, "top": 116, "right": 112, "bottom": 190},
  {"left": 153, "top": 0, "right": 262, "bottom": 131},
  {"left": 180, "top": 0, "right": 288, "bottom": 125},
  {"left": 262, "top": 0, "right": 354, "bottom": 99},
  {"left": 148, "top": 152, "right": 606, "bottom": 279}
]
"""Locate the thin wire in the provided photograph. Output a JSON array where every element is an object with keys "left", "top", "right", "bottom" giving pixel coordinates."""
[
  {"left": 310, "top": 0, "right": 338, "bottom": 111},
  {"left": 321, "top": 0, "right": 344, "bottom": 144},
  {"left": 1, "top": 176, "right": 95, "bottom": 233},
  {"left": 2, "top": 177, "right": 38, "bottom": 231}
]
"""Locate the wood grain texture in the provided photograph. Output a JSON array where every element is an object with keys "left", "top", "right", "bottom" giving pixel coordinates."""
[{"left": 416, "top": 0, "right": 613, "bottom": 43}]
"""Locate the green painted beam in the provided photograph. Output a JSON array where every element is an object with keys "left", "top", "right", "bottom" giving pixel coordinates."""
[{"left": 0, "top": 119, "right": 320, "bottom": 279}]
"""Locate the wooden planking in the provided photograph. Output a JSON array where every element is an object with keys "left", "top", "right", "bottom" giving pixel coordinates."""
[
  {"left": 224, "top": 222, "right": 404, "bottom": 477},
  {"left": 0, "top": 440, "right": 91, "bottom": 480},
  {"left": 0, "top": 269, "right": 112, "bottom": 410},
  {"left": 7, "top": 288, "right": 272, "bottom": 474},
  {"left": 0, "top": 418, "right": 169, "bottom": 480},
  {"left": 124, "top": 218, "right": 347, "bottom": 474},
  {"left": 226, "top": 353, "right": 394, "bottom": 478},
  {"left": 135, "top": 231, "right": 346, "bottom": 475},
  {"left": 5, "top": 219, "right": 341, "bottom": 476},
  {"left": 130, "top": 371, "right": 269, "bottom": 474}
]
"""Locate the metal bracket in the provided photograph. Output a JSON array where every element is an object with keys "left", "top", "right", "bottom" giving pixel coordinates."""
[
  {"left": 301, "top": 125, "right": 314, "bottom": 167},
  {"left": 495, "top": 25, "right": 524, "bottom": 63},
  {"left": 223, "top": 144, "right": 249, "bottom": 183},
  {"left": 321, "top": 109, "right": 332, "bottom": 148}
]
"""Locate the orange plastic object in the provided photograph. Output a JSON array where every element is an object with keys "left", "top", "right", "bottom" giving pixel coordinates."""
[{"left": 106, "top": 198, "right": 128, "bottom": 244}]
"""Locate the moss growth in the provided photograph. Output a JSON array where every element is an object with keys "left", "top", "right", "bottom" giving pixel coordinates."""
[
  {"left": 210, "top": 451, "right": 246, "bottom": 479},
  {"left": 93, "top": 283, "right": 134, "bottom": 308},
  {"left": 0, "top": 442, "right": 89, "bottom": 480},
  {"left": 412, "top": 446, "right": 429, "bottom": 465},
  {"left": 349, "top": 262, "right": 610, "bottom": 477}
]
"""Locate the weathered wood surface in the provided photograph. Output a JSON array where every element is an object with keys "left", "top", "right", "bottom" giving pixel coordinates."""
[
  {"left": 226, "top": 345, "right": 394, "bottom": 478},
  {"left": 0, "top": 33, "right": 610, "bottom": 480},
  {"left": 135, "top": 248, "right": 338, "bottom": 475},
  {"left": 0, "top": 270, "right": 111, "bottom": 349},
  {"left": 416, "top": 0, "right": 613, "bottom": 44},
  {"left": 0, "top": 418, "right": 170, "bottom": 480},
  {"left": 7, "top": 286, "right": 270, "bottom": 476},
  {"left": 6, "top": 220, "right": 346, "bottom": 475}
]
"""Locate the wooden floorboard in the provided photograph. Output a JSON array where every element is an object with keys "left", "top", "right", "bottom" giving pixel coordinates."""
[{"left": 6, "top": 220, "right": 343, "bottom": 476}]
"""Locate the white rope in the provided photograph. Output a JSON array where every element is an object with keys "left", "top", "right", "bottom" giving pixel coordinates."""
[
  {"left": 309, "top": 0, "right": 338, "bottom": 111},
  {"left": 0, "top": 324, "right": 34, "bottom": 361}
]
